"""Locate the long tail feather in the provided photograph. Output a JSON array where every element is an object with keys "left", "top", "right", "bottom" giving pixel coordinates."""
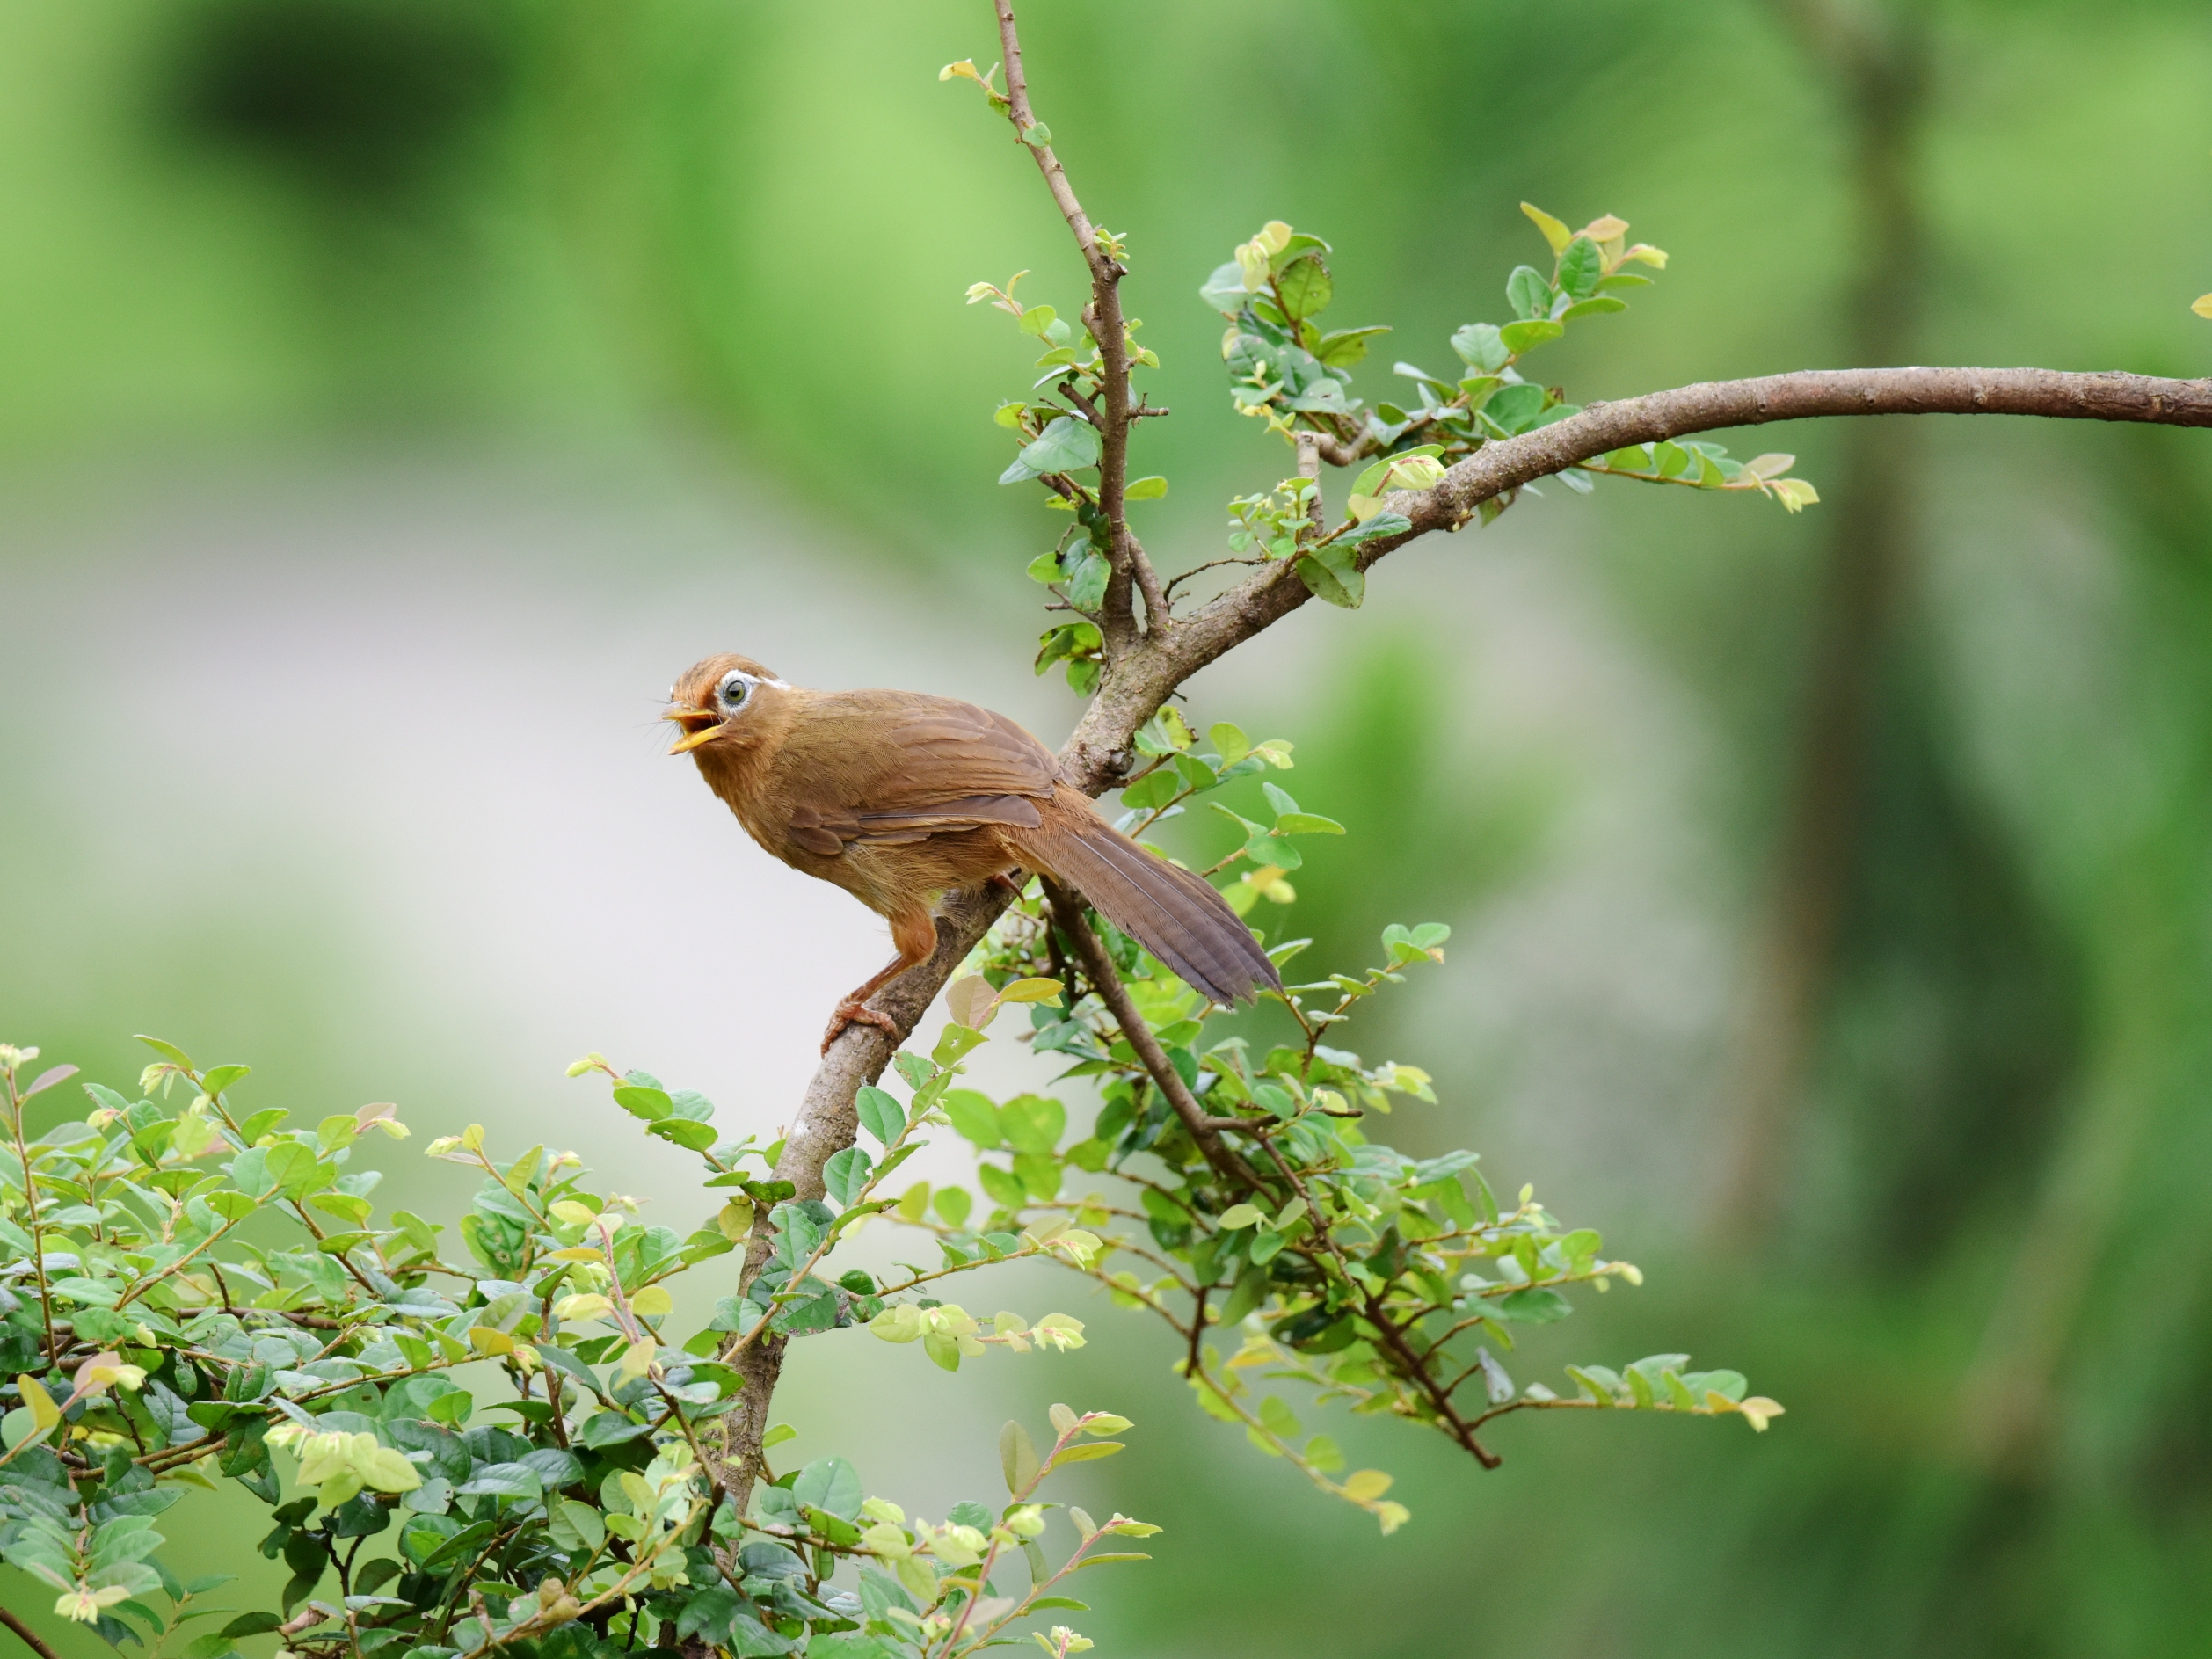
[{"left": 1017, "top": 789, "right": 1282, "bottom": 1006}]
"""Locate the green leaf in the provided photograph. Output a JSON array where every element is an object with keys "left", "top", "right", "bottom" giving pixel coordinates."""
[
  {"left": 1556, "top": 236, "right": 1602, "bottom": 301},
  {"left": 1483, "top": 383, "right": 1548, "bottom": 435},
  {"left": 1047, "top": 1440, "right": 1124, "bottom": 1466},
  {"left": 199, "top": 1063, "right": 250, "bottom": 1097},
  {"left": 933, "top": 1187, "right": 973, "bottom": 1230},
  {"left": 1170, "top": 752, "right": 1219, "bottom": 791},
  {"left": 1493, "top": 1288, "right": 1572, "bottom": 1323},
  {"left": 1060, "top": 549, "right": 1110, "bottom": 613},
  {"left": 1275, "top": 812, "right": 1344, "bottom": 836},
  {"left": 1124, "top": 475, "right": 1168, "bottom": 500},
  {"left": 1294, "top": 542, "right": 1364, "bottom": 609},
  {"left": 856, "top": 1087, "right": 905, "bottom": 1146},
  {"left": 1199, "top": 261, "right": 1249, "bottom": 313},
  {"left": 649, "top": 1117, "right": 718, "bottom": 1152},
  {"left": 1, "top": 1406, "right": 48, "bottom": 1452},
  {"left": 1315, "top": 325, "right": 1389, "bottom": 367},
  {"left": 1335, "top": 512, "right": 1410, "bottom": 548},
  {"left": 1000, "top": 1418, "right": 1042, "bottom": 1495},
  {"left": 931, "top": 1023, "right": 989, "bottom": 1067},
  {"left": 611, "top": 1085, "right": 673, "bottom": 1119},
  {"left": 1685, "top": 1368, "right": 1748, "bottom": 1403},
  {"left": 998, "top": 1095, "right": 1066, "bottom": 1155},
  {"left": 1449, "top": 323, "right": 1510, "bottom": 374},
  {"left": 1504, "top": 266, "right": 1552, "bottom": 322},
  {"left": 1004, "top": 417, "right": 1102, "bottom": 484},
  {"left": 135, "top": 1035, "right": 196, "bottom": 1072},
  {"left": 1275, "top": 252, "right": 1333, "bottom": 321},
  {"left": 792, "top": 1455, "right": 862, "bottom": 1522},
  {"left": 227, "top": 1146, "right": 272, "bottom": 1199},
  {"left": 942, "top": 1089, "right": 1002, "bottom": 1150},
  {"left": 824, "top": 1146, "right": 873, "bottom": 1207},
  {"left": 455, "top": 1462, "right": 542, "bottom": 1501},
  {"left": 1561, "top": 295, "right": 1627, "bottom": 319},
  {"left": 978, "top": 1163, "right": 1029, "bottom": 1212},
  {"left": 1568, "top": 1364, "right": 1624, "bottom": 1405},
  {"left": 1120, "top": 769, "right": 1180, "bottom": 812},
  {"left": 1497, "top": 319, "right": 1564, "bottom": 356},
  {"left": 578, "top": 1412, "right": 651, "bottom": 1449},
  {"left": 1219, "top": 1266, "right": 1269, "bottom": 1326}
]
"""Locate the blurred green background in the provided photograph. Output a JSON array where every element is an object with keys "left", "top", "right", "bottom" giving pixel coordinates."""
[{"left": 7, "top": 0, "right": 2212, "bottom": 1653}]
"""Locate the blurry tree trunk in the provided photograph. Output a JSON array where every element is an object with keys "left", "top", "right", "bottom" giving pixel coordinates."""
[
  {"left": 1954, "top": 896, "right": 2169, "bottom": 1480},
  {"left": 1955, "top": 433, "right": 2212, "bottom": 1478},
  {"left": 1714, "top": 0, "right": 1929, "bottom": 1244}
]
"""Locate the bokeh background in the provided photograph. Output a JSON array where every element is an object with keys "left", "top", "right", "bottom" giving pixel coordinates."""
[{"left": 6, "top": 0, "right": 2212, "bottom": 1653}]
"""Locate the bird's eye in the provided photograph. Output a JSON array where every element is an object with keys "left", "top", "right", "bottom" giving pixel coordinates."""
[{"left": 717, "top": 673, "right": 750, "bottom": 709}]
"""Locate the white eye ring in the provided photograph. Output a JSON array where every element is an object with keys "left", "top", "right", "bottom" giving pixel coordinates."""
[{"left": 717, "top": 671, "right": 753, "bottom": 710}]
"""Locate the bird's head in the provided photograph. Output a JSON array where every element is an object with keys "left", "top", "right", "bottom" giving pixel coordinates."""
[{"left": 664, "top": 654, "right": 790, "bottom": 754}]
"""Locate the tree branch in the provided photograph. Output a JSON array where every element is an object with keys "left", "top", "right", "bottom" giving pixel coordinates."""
[
  {"left": 1168, "top": 367, "right": 2212, "bottom": 688},
  {"left": 0, "top": 1609, "right": 62, "bottom": 1659},
  {"left": 708, "top": 895, "right": 1008, "bottom": 1518},
  {"left": 1715, "top": 0, "right": 1931, "bottom": 1245},
  {"left": 1039, "top": 877, "right": 1269, "bottom": 1194},
  {"left": 992, "top": 0, "right": 1167, "bottom": 650}
]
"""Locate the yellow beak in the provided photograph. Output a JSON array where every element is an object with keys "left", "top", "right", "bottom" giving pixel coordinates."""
[{"left": 663, "top": 709, "right": 722, "bottom": 753}]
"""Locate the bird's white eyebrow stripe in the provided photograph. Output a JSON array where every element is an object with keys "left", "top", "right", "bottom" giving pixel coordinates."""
[{"left": 717, "top": 669, "right": 792, "bottom": 693}]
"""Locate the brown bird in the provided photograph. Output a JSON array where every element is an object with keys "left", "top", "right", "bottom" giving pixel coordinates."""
[{"left": 664, "top": 653, "right": 1282, "bottom": 1050}]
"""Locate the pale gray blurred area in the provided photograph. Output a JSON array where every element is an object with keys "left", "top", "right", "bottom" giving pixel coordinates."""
[{"left": 0, "top": 447, "right": 1731, "bottom": 1511}]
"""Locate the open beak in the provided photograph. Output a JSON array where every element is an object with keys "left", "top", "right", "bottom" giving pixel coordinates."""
[{"left": 663, "top": 707, "right": 722, "bottom": 754}]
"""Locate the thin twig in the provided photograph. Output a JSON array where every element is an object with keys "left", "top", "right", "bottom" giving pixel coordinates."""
[
  {"left": 1294, "top": 433, "right": 1325, "bottom": 536},
  {"left": 991, "top": 0, "right": 1170, "bottom": 647},
  {"left": 1163, "top": 556, "right": 1265, "bottom": 608},
  {"left": 1247, "top": 1127, "right": 1501, "bottom": 1468},
  {"left": 1039, "top": 878, "right": 1269, "bottom": 1193}
]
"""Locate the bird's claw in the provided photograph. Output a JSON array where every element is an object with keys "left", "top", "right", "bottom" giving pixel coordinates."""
[{"left": 822, "top": 1001, "right": 901, "bottom": 1053}]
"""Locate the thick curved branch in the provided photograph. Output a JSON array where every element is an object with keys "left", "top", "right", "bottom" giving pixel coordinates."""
[{"left": 1168, "top": 367, "right": 2212, "bottom": 687}]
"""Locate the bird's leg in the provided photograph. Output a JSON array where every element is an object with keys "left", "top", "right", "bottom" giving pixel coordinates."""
[{"left": 822, "top": 905, "right": 940, "bottom": 1053}]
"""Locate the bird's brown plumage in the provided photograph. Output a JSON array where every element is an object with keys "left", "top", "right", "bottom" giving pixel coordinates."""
[{"left": 666, "top": 653, "right": 1281, "bottom": 1046}]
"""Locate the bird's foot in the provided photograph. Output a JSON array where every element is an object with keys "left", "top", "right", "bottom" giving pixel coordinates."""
[{"left": 821, "top": 1000, "right": 901, "bottom": 1054}]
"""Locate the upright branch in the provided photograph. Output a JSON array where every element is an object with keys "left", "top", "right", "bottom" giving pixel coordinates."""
[{"left": 990, "top": 0, "right": 1168, "bottom": 649}]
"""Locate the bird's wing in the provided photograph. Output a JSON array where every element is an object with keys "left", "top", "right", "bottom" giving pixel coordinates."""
[{"left": 772, "top": 691, "right": 1056, "bottom": 853}]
